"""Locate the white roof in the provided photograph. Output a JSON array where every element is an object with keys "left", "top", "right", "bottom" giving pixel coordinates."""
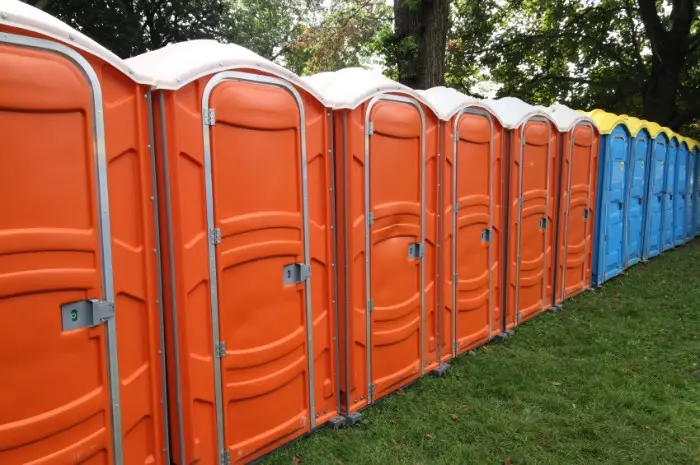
[
  {"left": 486, "top": 96, "right": 556, "bottom": 129},
  {"left": 546, "top": 103, "right": 597, "bottom": 132},
  {"left": 301, "top": 67, "right": 438, "bottom": 114},
  {"left": 0, "top": 0, "right": 149, "bottom": 83},
  {"left": 126, "top": 40, "right": 325, "bottom": 100},
  {"left": 417, "top": 87, "right": 480, "bottom": 120}
]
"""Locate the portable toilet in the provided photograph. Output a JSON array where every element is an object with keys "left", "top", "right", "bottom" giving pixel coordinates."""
[
  {"left": 546, "top": 104, "right": 599, "bottom": 307},
  {"left": 495, "top": 98, "right": 558, "bottom": 328},
  {"left": 663, "top": 132, "right": 679, "bottom": 251},
  {"left": 674, "top": 137, "right": 690, "bottom": 245},
  {"left": 693, "top": 141, "right": 700, "bottom": 237},
  {"left": 620, "top": 116, "right": 651, "bottom": 268},
  {"left": 419, "top": 87, "right": 505, "bottom": 360},
  {"left": 302, "top": 68, "right": 442, "bottom": 418},
  {"left": 127, "top": 41, "right": 342, "bottom": 464},
  {"left": 683, "top": 137, "right": 696, "bottom": 242},
  {"left": 642, "top": 123, "right": 668, "bottom": 259},
  {"left": 0, "top": 2, "right": 169, "bottom": 464},
  {"left": 590, "top": 110, "right": 630, "bottom": 286}
]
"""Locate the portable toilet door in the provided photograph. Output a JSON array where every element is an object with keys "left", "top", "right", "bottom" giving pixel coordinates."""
[
  {"left": 623, "top": 120, "right": 650, "bottom": 268},
  {"left": 642, "top": 127, "right": 668, "bottom": 259},
  {"left": 303, "top": 69, "right": 442, "bottom": 416},
  {"left": 590, "top": 111, "right": 629, "bottom": 286},
  {"left": 662, "top": 134, "right": 678, "bottom": 251},
  {"left": 419, "top": 87, "right": 504, "bottom": 359},
  {"left": 674, "top": 138, "right": 690, "bottom": 246},
  {"left": 547, "top": 104, "right": 599, "bottom": 306},
  {"left": 497, "top": 98, "right": 558, "bottom": 327},
  {"left": 0, "top": 2, "right": 169, "bottom": 464},
  {"left": 127, "top": 41, "right": 341, "bottom": 464},
  {"left": 683, "top": 139, "right": 695, "bottom": 241}
]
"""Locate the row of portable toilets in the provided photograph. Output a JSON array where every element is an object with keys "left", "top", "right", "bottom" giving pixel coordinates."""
[{"left": 1, "top": 1, "right": 699, "bottom": 464}]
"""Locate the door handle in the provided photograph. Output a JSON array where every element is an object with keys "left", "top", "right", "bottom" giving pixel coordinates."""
[
  {"left": 539, "top": 217, "right": 547, "bottom": 230},
  {"left": 618, "top": 202, "right": 623, "bottom": 210},
  {"left": 658, "top": 195, "right": 662, "bottom": 202},
  {"left": 638, "top": 198, "right": 643, "bottom": 205}
]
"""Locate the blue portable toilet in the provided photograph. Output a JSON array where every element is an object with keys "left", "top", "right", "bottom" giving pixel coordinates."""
[
  {"left": 590, "top": 110, "right": 630, "bottom": 286},
  {"left": 674, "top": 137, "right": 690, "bottom": 245},
  {"left": 693, "top": 142, "right": 700, "bottom": 237},
  {"left": 620, "top": 116, "right": 650, "bottom": 268},
  {"left": 642, "top": 123, "right": 668, "bottom": 260},
  {"left": 662, "top": 133, "right": 678, "bottom": 251},
  {"left": 683, "top": 137, "right": 696, "bottom": 241}
]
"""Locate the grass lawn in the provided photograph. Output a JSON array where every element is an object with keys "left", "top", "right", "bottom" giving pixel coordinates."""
[{"left": 263, "top": 240, "right": 700, "bottom": 465}]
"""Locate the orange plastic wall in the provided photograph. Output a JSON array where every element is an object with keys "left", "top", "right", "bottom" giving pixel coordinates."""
[
  {"left": 153, "top": 70, "right": 338, "bottom": 464},
  {"left": 439, "top": 111, "right": 504, "bottom": 360},
  {"left": 332, "top": 97, "right": 440, "bottom": 414},
  {"left": 504, "top": 119, "right": 559, "bottom": 328},
  {"left": 0, "top": 27, "right": 167, "bottom": 465},
  {"left": 554, "top": 125, "right": 599, "bottom": 304}
]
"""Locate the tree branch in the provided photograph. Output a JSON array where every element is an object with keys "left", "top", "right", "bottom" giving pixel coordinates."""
[
  {"left": 636, "top": 0, "right": 665, "bottom": 48},
  {"left": 623, "top": 0, "right": 648, "bottom": 78}
]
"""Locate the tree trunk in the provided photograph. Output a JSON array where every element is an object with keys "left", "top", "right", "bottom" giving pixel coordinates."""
[
  {"left": 394, "top": 0, "right": 450, "bottom": 89},
  {"left": 637, "top": 0, "right": 694, "bottom": 129}
]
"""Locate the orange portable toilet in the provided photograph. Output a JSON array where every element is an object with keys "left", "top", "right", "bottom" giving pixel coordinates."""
[
  {"left": 303, "top": 68, "right": 441, "bottom": 421},
  {"left": 126, "top": 41, "right": 341, "bottom": 464},
  {"left": 547, "top": 104, "right": 599, "bottom": 307},
  {"left": 419, "top": 87, "right": 505, "bottom": 360},
  {"left": 0, "top": 1, "right": 169, "bottom": 464},
  {"left": 495, "top": 98, "right": 559, "bottom": 329}
]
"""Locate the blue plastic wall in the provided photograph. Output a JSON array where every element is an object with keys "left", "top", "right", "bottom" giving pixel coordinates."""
[
  {"left": 662, "top": 137, "right": 678, "bottom": 251},
  {"left": 592, "top": 125, "right": 629, "bottom": 286},
  {"left": 686, "top": 150, "right": 696, "bottom": 241},
  {"left": 674, "top": 142, "right": 689, "bottom": 245},
  {"left": 642, "top": 133, "right": 668, "bottom": 259},
  {"left": 695, "top": 148, "right": 700, "bottom": 237},
  {"left": 624, "top": 130, "right": 649, "bottom": 267}
]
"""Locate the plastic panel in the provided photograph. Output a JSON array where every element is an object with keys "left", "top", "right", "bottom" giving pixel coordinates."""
[
  {"left": 642, "top": 136, "right": 667, "bottom": 259},
  {"left": 662, "top": 139, "right": 678, "bottom": 251},
  {"left": 625, "top": 131, "right": 649, "bottom": 267},
  {"left": 674, "top": 143, "right": 689, "bottom": 246}
]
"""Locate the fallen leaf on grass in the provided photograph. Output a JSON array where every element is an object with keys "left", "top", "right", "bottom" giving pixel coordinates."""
[
  {"left": 551, "top": 381, "right": 561, "bottom": 387},
  {"left": 424, "top": 433, "right": 434, "bottom": 439},
  {"left": 448, "top": 413, "right": 459, "bottom": 421},
  {"left": 459, "top": 403, "right": 468, "bottom": 409},
  {"left": 292, "top": 456, "right": 303, "bottom": 464},
  {"left": 396, "top": 389, "right": 406, "bottom": 396},
  {"left": 503, "top": 458, "right": 513, "bottom": 465},
  {"left": 390, "top": 418, "right": 398, "bottom": 425}
]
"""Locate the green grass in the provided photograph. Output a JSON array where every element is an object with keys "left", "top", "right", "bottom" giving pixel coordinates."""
[{"left": 263, "top": 241, "right": 700, "bottom": 465}]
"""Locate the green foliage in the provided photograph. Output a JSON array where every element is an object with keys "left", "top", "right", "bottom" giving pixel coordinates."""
[
  {"left": 447, "top": 0, "right": 700, "bottom": 131},
  {"left": 27, "top": 0, "right": 235, "bottom": 58}
]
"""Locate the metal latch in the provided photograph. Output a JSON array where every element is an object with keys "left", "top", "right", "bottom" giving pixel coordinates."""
[
  {"left": 367, "top": 212, "right": 374, "bottom": 226},
  {"left": 204, "top": 108, "right": 216, "bottom": 126},
  {"left": 583, "top": 209, "right": 590, "bottom": 220},
  {"left": 368, "top": 300, "right": 375, "bottom": 313},
  {"left": 215, "top": 341, "right": 227, "bottom": 358},
  {"left": 408, "top": 242, "right": 424, "bottom": 259},
  {"left": 366, "top": 122, "right": 374, "bottom": 136},
  {"left": 283, "top": 263, "right": 311, "bottom": 284},
  {"left": 368, "top": 383, "right": 375, "bottom": 397},
  {"left": 61, "top": 299, "right": 115, "bottom": 331},
  {"left": 219, "top": 449, "right": 231, "bottom": 465},
  {"left": 539, "top": 217, "right": 547, "bottom": 230},
  {"left": 209, "top": 228, "right": 221, "bottom": 245},
  {"left": 481, "top": 228, "right": 491, "bottom": 242}
]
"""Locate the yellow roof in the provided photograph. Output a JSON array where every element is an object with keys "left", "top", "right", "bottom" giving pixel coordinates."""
[
  {"left": 689, "top": 139, "right": 699, "bottom": 151},
  {"left": 588, "top": 109, "right": 627, "bottom": 135},
  {"left": 620, "top": 115, "right": 648, "bottom": 137},
  {"left": 663, "top": 127, "right": 677, "bottom": 140},
  {"left": 646, "top": 122, "right": 664, "bottom": 138}
]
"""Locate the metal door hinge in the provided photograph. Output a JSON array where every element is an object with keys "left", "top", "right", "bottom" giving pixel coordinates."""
[
  {"left": 215, "top": 341, "right": 227, "bottom": 358},
  {"left": 368, "top": 299, "right": 375, "bottom": 313},
  {"left": 219, "top": 449, "right": 231, "bottom": 465},
  {"left": 283, "top": 263, "right": 311, "bottom": 284},
  {"left": 368, "top": 383, "right": 375, "bottom": 397},
  {"left": 519, "top": 197, "right": 524, "bottom": 206},
  {"left": 366, "top": 122, "right": 374, "bottom": 136},
  {"left": 61, "top": 299, "right": 115, "bottom": 331},
  {"left": 209, "top": 228, "right": 221, "bottom": 245},
  {"left": 367, "top": 212, "right": 374, "bottom": 226},
  {"left": 454, "top": 273, "right": 459, "bottom": 282},
  {"left": 454, "top": 204, "right": 459, "bottom": 213},
  {"left": 408, "top": 242, "right": 424, "bottom": 259},
  {"left": 515, "top": 311, "right": 520, "bottom": 323},
  {"left": 481, "top": 228, "right": 492, "bottom": 243},
  {"left": 454, "top": 130, "right": 460, "bottom": 140},
  {"left": 204, "top": 108, "right": 216, "bottom": 126}
]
